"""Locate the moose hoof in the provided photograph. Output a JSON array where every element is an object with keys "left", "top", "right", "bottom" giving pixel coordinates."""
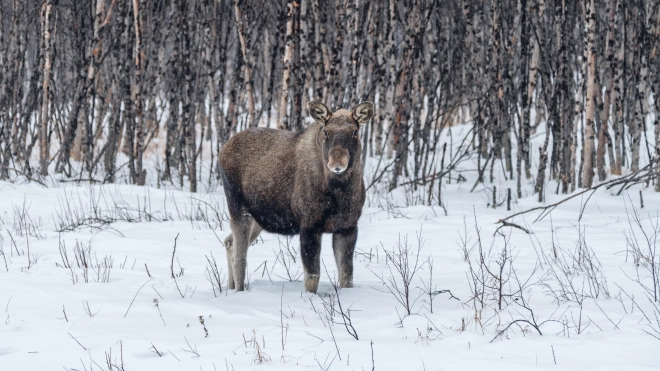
[
  {"left": 304, "top": 274, "right": 320, "bottom": 293},
  {"left": 340, "top": 274, "right": 353, "bottom": 288}
]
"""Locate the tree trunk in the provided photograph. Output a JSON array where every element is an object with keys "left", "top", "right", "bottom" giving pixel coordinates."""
[
  {"left": 291, "top": 1, "right": 303, "bottom": 131},
  {"left": 652, "top": 4, "right": 660, "bottom": 191},
  {"left": 385, "top": 0, "right": 396, "bottom": 159},
  {"left": 234, "top": 0, "right": 256, "bottom": 126},
  {"left": 38, "top": 0, "right": 54, "bottom": 176},
  {"left": 582, "top": 0, "right": 596, "bottom": 188},
  {"left": 132, "top": 0, "right": 145, "bottom": 185},
  {"left": 278, "top": 0, "right": 295, "bottom": 130},
  {"left": 612, "top": 2, "right": 625, "bottom": 174}
]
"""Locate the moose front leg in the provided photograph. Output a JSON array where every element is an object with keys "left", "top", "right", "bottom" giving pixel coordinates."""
[
  {"left": 332, "top": 227, "right": 357, "bottom": 288},
  {"left": 300, "top": 229, "right": 322, "bottom": 293}
]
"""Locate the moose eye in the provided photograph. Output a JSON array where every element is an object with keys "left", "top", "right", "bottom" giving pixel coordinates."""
[
  {"left": 353, "top": 130, "right": 359, "bottom": 138},
  {"left": 322, "top": 129, "right": 329, "bottom": 138}
]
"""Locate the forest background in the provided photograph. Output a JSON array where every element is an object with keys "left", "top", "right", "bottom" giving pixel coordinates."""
[{"left": 0, "top": 0, "right": 659, "bottom": 197}]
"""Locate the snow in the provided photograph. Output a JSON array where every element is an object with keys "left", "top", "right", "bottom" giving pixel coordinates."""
[{"left": 1, "top": 175, "right": 660, "bottom": 370}]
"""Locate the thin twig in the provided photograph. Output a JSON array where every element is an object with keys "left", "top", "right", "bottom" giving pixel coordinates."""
[
  {"left": 124, "top": 278, "right": 153, "bottom": 317},
  {"left": 67, "top": 332, "right": 87, "bottom": 350},
  {"left": 170, "top": 233, "right": 180, "bottom": 279}
]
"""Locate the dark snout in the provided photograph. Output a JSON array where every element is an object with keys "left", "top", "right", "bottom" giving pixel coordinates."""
[{"left": 328, "top": 146, "right": 349, "bottom": 174}]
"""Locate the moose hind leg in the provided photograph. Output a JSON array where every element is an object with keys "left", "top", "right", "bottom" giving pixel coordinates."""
[
  {"left": 224, "top": 234, "right": 235, "bottom": 290},
  {"left": 224, "top": 220, "right": 261, "bottom": 291},
  {"left": 332, "top": 227, "right": 357, "bottom": 288},
  {"left": 248, "top": 222, "right": 263, "bottom": 245},
  {"left": 300, "top": 229, "right": 322, "bottom": 293},
  {"left": 228, "top": 213, "right": 255, "bottom": 291}
]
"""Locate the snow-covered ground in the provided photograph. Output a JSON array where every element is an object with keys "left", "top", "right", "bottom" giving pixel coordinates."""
[{"left": 1, "top": 170, "right": 660, "bottom": 370}]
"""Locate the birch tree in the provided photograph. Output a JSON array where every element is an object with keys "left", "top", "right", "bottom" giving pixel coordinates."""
[
  {"left": 582, "top": 0, "right": 597, "bottom": 188},
  {"left": 38, "top": 0, "right": 54, "bottom": 176},
  {"left": 278, "top": 0, "right": 295, "bottom": 130}
]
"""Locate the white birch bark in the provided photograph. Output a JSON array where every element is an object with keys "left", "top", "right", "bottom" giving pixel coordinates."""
[
  {"left": 278, "top": 0, "right": 294, "bottom": 130},
  {"left": 582, "top": 0, "right": 597, "bottom": 188},
  {"left": 234, "top": 0, "right": 255, "bottom": 126},
  {"left": 39, "top": 0, "right": 53, "bottom": 176}
]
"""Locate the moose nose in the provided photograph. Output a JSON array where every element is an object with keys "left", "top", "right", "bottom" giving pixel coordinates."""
[{"left": 329, "top": 164, "right": 347, "bottom": 174}]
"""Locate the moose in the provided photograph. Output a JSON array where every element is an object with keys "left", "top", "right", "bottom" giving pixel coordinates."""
[{"left": 219, "top": 101, "right": 374, "bottom": 293}]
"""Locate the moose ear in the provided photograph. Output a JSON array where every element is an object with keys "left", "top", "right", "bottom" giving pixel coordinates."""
[
  {"left": 308, "top": 101, "right": 332, "bottom": 124},
  {"left": 351, "top": 102, "right": 374, "bottom": 125}
]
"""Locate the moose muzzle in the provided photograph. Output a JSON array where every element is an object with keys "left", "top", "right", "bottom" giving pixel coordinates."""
[{"left": 327, "top": 147, "right": 349, "bottom": 174}]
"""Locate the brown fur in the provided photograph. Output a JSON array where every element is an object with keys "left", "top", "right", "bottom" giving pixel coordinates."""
[{"left": 219, "top": 101, "right": 374, "bottom": 292}]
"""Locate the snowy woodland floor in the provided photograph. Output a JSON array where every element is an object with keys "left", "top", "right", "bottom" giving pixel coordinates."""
[{"left": 2, "top": 150, "right": 660, "bottom": 370}]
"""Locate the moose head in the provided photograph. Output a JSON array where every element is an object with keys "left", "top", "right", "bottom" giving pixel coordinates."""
[{"left": 307, "top": 101, "right": 374, "bottom": 177}]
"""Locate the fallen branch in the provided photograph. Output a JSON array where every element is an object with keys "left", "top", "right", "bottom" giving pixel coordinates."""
[
  {"left": 0, "top": 165, "right": 48, "bottom": 188},
  {"left": 501, "top": 164, "right": 660, "bottom": 224},
  {"left": 494, "top": 220, "right": 531, "bottom": 236}
]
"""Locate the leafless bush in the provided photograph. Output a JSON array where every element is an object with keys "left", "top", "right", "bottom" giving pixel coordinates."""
[
  {"left": 304, "top": 273, "right": 357, "bottom": 362},
  {"left": 199, "top": 316, "right": 209, "bottom": 338},
  {"left": 321, "top": 261, "right": 359, "bottom": 340},
  {"left": 623, "top": 201, "right": 659, "bottom": 302},
  {"left": 642, "top": 297, "right": 660, "bottom": 341},
  {"left": 459, "top": 215, "right": 561, "bottom": 341},
  {"left": 153, "top": 299, "right": 166, "bottom": 326},
  {"left": 460, "top": 216, "right": 519, "bottom": 313},
  {"left": 179, "top": 196, "right": 228, "bottom": 231},
  {"left": 241, "top": 330, "right": 270, "bottom": 364},
  {"left": 616, "top": 285, "right": 660, "bottom": 341},
  {"left": 0, "top": 236, "right": 8, "bottom": 271},
  {"left": 571, "top": 225, "right": 610, "bottom": 299},
  {"left": 57, "top": 237, "right": 113, "bottom": 283},
  {"left": 148, "top": 343, "right": 164, "bottom": 357},
  {"left": 515, "top": 221, "right": 606, "bottom": 336},
  {"left": 54, "top": 187, "right": 122, "bottom": 234},
  {"left": 415, "top": 324, "right": 442, "bottom": 346},
  {"left": 370, "top": 231, "right": 425, "bottom": 316},
  {"left": 309, "top": 292, "right": 342, "bottom": 361},
  {"left": 541, "top": 224, "right": 610, "bottom": 304},
  {"left": 617, "top": 200, "right": 660, "bottom": 341},
  {"left": 205, "top": 252, "right": 224, "bottom": 296},
  {"left": 104, "top": 341, "right": 125, "bottom": 371},
  {"left": 272, "top": 236, "right": 302, "bottom": 282},
  {"left": 53, "top": 186, "right": 228, "bottom": 234},
  {"left": 373, "top": 190, "right": 410, "bottom": 219},
  {"left": 419, "top": 258, "right": 459, "bottom": 313},
  {"left": 181, "top": 336, "right": 200, "bottom": 357},
  {"left": 355, "top": 246, "right": 378, "bottom": 264},
  {"left": 170, "top": 234, "right": 189, "bottom": 298},
  {"left": 11, "top": 199, "right": 45, "bottom": 240},
  {"left": 458, "top": 215, "right": 475, "bottom": 262},
  {"left": 401, "top": 183, "right": 429, "bottom": 207},
  {"left": 0, "top": 200, "right": 46, "bottom": 270},
  {"left": 490, "top": 265, "right": 559, "bottom": 342},
  {"left": 314, "top": 352, "right": 338, "bottom": 371},
  {"left": 485, "top": 244, "right": 565, "bottom": 341},
  {"left": 6, "top": 230, "right": 21, "bottom": 257}
]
